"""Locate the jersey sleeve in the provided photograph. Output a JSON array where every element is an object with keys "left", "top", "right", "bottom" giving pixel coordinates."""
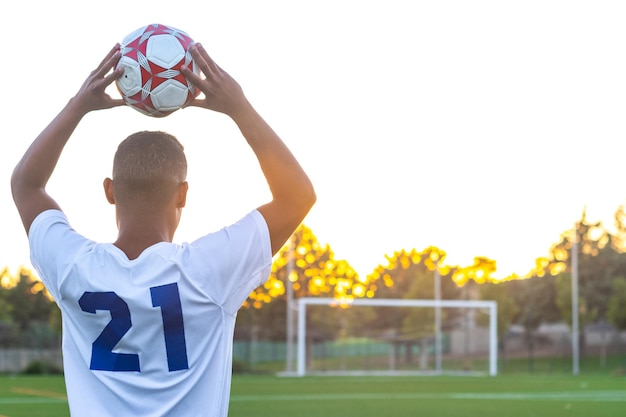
[
  {"left": 28, "top": 209, "right": 94, "bottom": 302},
  {"left": 187, "top": 210, "right": 272, "bottom": 314}
]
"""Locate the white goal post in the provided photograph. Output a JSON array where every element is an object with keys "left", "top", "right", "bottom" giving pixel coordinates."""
[{"left": 296, "top": 297, "right": 498, "bottom": 377}]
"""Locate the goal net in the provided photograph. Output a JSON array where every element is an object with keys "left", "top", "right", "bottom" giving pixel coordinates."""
[{"left": 293, "top": 297, "right": 498, "bottom": 376}]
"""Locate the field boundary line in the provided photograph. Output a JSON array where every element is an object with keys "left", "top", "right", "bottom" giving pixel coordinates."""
[
  {"left": 0, "top": 397, "right": 66, "bottom": 405},
  {"left": 230, "top": 391, "right": 626, "bottom": 403},
  {"left": 11, "top": 387, "right": 67, "bottom": 400}
]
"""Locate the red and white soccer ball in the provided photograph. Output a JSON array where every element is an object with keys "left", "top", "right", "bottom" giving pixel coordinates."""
[{"left": 115, "top": 24, "right": 200, "bottom": 117}]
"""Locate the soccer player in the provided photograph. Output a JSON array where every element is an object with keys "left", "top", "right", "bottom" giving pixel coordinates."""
[{"left": 11, "top": 43, "right": 315, "bottom": 416}]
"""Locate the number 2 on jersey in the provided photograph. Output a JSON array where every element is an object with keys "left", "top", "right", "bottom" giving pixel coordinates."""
[{"left": 79, "top": 283, "right": 189, "bottom": 372}]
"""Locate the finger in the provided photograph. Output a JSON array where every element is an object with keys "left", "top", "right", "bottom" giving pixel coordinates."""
[
  {"left": 183, "top": 97, "right": 204, "bottom": 108},
  {"left": 96, "top": 44, "right": 121, "bottom": 71},
  {"left": 189, "top": 43, "right": 222, "bottom": 80},
  {"left": 98, "top": 44, "right": 120, "bottom": 67},
  {"left": 107, "top": 98, "right": 127, "bottom": 108},
  {"left": 93, "top": 49, "right": 121, "bottom": 80},
  {"left": 195, "top": 43, "right": 220, "bottom": 74},
  {"left": 103, "top": 66, "right": 124, "bottom": 87},
  {"left": 187, "top": 44, "right": 210, "bottom": 78},
  {"left": 181, "top": 62, "right": 204, "bottom": 82}
]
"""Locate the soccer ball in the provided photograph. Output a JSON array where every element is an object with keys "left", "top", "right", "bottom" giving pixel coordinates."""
[{"left": 115, "top": 24, "right": 200, "bottom": 117}]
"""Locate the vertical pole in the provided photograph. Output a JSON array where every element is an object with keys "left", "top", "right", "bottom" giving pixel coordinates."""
[
  {"left": 434, "top": 268, "right": 442, "bottom": 373},
  {"left": 463, "top": 285, "right": 469, "bottom": 360},
  {"left": 572, "top": 226, "right": 580, "bottom": 375},
  {"left": 489, "top": 302, "right": 498, "bottom": 376},
  {"left": 285, "top": 235, "right": 295, "bottom": 374},
  {"left": 297, "top": 298, "right": 307, "bottom": 376}
]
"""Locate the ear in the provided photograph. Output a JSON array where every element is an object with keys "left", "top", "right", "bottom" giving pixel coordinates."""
[
  {"left": 177, "top": 181, "right": 188, "bottom": 208},
  {"left": 103, "top": 178, "right": 116, "bottom": 205}
]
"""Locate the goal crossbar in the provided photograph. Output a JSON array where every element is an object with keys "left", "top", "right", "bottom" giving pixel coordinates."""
[{"left": 296, "top": 297, "right": 498, "bottom": 376}]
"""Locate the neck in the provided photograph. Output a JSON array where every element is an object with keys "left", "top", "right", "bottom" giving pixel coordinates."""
[{"left": 114, "top": 210, "right": 177, "bottom": 260}]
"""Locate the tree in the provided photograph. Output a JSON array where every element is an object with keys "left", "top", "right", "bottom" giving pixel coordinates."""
[
  {"left": 236, "top": 224, "right": 365, "bottom": 348},
  {"left": 612, "top": 204, "right": 626, "bottom": 253},
  {"left": 450, "top": 256, "right": 498, "bottom": 287},
  {"left": 608, "top": 276, "right": 626, "bottom": 330},
  {"left": 554, "top": 272, "right": 590, "bottom": 331},
  {"left": 0, "top": 268, "right": 14, "bottom": 347},
  {"left": 478, "top": 280, "right": 519, "bottom": 369},
  {"left": 607, "top": 276, "right": 626, "bottom": 365},
  {"left": 510, "top": 275, "right": 560, "bottom": 372},
  {"left": 0, "top": 268, "right": 59, "bottom": 348},
  {"left": 360, "top": 247, "right": 462, "bottom": 368},
  {"left": 367, "top": 247, "right": 460, "bottom": 298},
  {"left": 5, "top": 269, "right": 53, "bottom": 329},
  {"left": 532, "top": 210, "right": 621, "bottom": 362},
  {"left": 0, "top": 268, "right": 12, "bottom": 321},
  {"left": 245, "top": 224, "right": 369, "bottom": 308}
]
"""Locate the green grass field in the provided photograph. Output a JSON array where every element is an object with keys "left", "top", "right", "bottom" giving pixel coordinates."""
[{"left": 0, "top": 373, "right": 624, "bottom": 417}]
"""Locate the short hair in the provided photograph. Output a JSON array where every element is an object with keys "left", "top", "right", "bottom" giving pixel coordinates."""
[{"left": 112, "top": 131, "right": 187, "bottom": 209}]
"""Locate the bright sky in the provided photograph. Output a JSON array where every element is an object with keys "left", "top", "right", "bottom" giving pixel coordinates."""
[{"left": 1, "top": 1, "right": 626, "bottom": 280}]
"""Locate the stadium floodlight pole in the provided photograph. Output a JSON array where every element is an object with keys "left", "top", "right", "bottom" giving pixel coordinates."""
[
  {"left": 296, "top": 296, "right": 308, "bottom": 376},
  {"left": 489, "top": 298, "right": 498, "bottom": 375},
  {"left": 285, "top": 235, "right": 296, "bottom": 374},
  {"left": 434, "top": 267, "right": 442, "bottom": 373},
  {"left": 571, "top": 226, "right": 580, "bottom": 375}
]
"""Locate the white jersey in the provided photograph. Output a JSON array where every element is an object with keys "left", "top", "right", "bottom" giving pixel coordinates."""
[{"left": 29, "top": 209, "right": 272, "bottom": 417}]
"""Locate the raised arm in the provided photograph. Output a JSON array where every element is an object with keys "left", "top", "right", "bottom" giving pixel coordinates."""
[
  {"left": 11, "top": 45, "right": 125, "bottom": 234},
  {"left": 182, "top": 44, "right": 316, "bottom": 255}
]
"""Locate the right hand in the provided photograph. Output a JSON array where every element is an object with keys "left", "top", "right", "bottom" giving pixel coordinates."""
[
  {"left": 181, "top": 43, "right": 250, "bottom": 117},
  {"left": 71, "top": 44, "right": 126, "bottom": 114}
]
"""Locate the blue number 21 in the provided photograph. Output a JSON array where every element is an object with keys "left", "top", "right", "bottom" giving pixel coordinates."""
[{"left": 78, "top": 283, "right": 189, "bottom": 372}]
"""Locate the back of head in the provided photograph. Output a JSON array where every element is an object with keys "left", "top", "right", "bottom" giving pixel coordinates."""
[{"left": 112, "top": 131, "right": 187, "bottom": 210}]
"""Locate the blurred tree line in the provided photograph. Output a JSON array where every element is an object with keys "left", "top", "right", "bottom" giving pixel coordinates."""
[
  {"left": 0, "top": 268, "right": 60, "bottom": 348},
  {"left": 2, "top": 208, "right": 626, "bottom": 367},
  {"left": 236, "top": 209, "right": 626, "bottom": 367}
]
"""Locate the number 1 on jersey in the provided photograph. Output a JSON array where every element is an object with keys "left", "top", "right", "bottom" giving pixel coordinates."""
[{"left": 151, "top": 283, "right": 189, "bottom": 371}]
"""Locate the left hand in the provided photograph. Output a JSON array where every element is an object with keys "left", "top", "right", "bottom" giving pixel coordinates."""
[
  {"left": 71, "top": 44, "right": 126, "bottom": 114},
  {"left": 181, "top": 43, "right": 249, "bottom": 118}
]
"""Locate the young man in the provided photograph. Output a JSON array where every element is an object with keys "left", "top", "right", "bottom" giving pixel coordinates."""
[{"left": 11, "top": 43, "right": 315, "bottom": 416}]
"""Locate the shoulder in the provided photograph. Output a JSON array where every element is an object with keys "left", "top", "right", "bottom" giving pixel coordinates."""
[
  {"left": 29, "top": 209, "right": 74, "bottom": 252},
  {"left": 189, "top": 210, "right": 270, "bottom": 256},
  {"left": 27, "top": 210, "right": 95, "bottom": 302},
  {"left": 178, "top": 211, "right": 272, "bottom": 312},
  {"left": 229, "top": 210, "right": 270, "bottom": 241},
  {"left": 29, "top": 209, "right": 91, "bottom": 248},
  {"left": 180, "top": 210, "right": 271, "bottom": 278},
  {"left": 29, "top": 208, "right": 68, "bottom": 233},
  {"left": 29, "top": 209, "right": 94, "bottom": 281}
]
